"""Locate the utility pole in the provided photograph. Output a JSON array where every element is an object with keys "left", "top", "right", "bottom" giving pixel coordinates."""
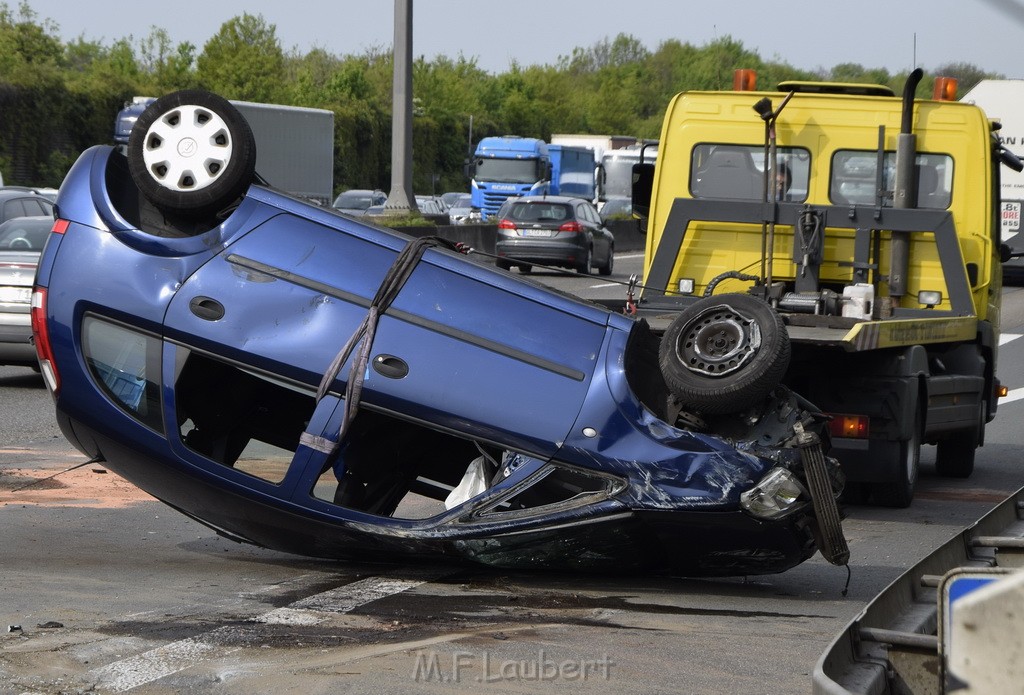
[{"left": 384, "top": 0, "right": 418, "bottom": 213}]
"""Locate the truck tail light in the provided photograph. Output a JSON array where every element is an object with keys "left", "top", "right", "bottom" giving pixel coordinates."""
[
  {"left": 559, "top": 221, "right": 582, "bottom": 233},
  {"left": 497, "top": 219, "right": 516, "bottom": 231},
  {"left": 31, "top": 287, "right": 60, "bottom": 394},
  {"left": 828, "top": 414, "right": 869, "bottom": 439}
]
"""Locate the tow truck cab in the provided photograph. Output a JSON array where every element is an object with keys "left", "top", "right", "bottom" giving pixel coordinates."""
[{"left": 632, "top": 71, "right": 1016, "bottom": 506}]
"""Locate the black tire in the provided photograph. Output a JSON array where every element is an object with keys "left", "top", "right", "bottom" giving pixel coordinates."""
[
  {"left": 576, "top": 246, "right": 592, "bottom": 274},
  {"left": 935, "top": 401, "right": 983, "bottom": 478},
  {"left": 496, "top": 259, "right": 512, "bottom": 271},
  {"left": 657, "top": 293, "right": 790, "bottom": 414},
  {"left": 519, "top": 264, "right": 533, "bottom": 274},
  {"left": 598, "top": 244, "right": 615, "bottom": 276},
  {"left": 127, "top": 90, "right": 257, "bottom": 220},
  {"left": 873, "top": 409, "right": 921, "bottom": 508}
]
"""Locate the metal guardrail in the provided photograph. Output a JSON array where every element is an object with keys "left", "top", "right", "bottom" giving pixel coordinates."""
[{"left": 812, "top": 487, "right": 1024, "bottom": 694}]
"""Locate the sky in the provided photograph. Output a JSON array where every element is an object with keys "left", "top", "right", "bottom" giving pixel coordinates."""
[{"left": 13, "top": 0, "right": 1024, "bottom": 79}]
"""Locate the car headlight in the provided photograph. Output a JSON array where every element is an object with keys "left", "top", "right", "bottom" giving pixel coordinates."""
[{"left": 740, "top": 467, "right": 809, "bottom": 520}]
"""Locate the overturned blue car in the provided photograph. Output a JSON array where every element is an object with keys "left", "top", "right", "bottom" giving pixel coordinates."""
[{"left": 32, "top": 91, "right": 847, "bottom": 576}]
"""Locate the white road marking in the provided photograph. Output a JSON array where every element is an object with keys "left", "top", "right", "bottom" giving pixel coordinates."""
[
  {"left": 1002, "top": 388, "right": 1024, "bottom": 405},
  {"left": 999, "top": 333, "right": 1021, "bottom": 346},
  {"left": 90, "top": 572, "right": 442, "bottom": 692}
]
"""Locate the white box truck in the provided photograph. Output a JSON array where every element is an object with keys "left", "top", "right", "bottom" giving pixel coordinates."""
[{"left": 961, "top": 79, "right": 1024, "bottom": 278}]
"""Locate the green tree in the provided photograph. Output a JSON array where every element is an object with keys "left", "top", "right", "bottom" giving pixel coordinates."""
[{"left": 196, "top": 14, "right": 285, "bottom": 101}]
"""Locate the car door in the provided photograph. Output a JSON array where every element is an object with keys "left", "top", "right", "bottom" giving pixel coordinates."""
[{"left": 162, "top": 204, "right": 611, "bottom": 467}]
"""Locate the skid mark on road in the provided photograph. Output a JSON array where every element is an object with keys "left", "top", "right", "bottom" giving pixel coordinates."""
[{"left": 89, "top": 570, "right": 448, "bottom": 692}]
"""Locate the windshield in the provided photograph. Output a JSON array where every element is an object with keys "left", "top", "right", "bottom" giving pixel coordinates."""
[
  {"left": 334, "top": 192, "right": 374, "bottom": 210},
  {"left": 0, "top": 218, "right": 51, "bottom": 251},
  {"left": 690, "top": 144, "right": 810, "bottom": 202},
  {"left": 475, "top": 158, "right": 540, "bottom": 184},
  {"left": 830, "top": 151, "right": 953, "bottom": 209},
  {"left": 603, "top": 158, "right": 638, "bottom": 199}
]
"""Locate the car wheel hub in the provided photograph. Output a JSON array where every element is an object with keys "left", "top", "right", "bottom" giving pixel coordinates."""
[
  {"left": 141, "top": 105, "right": 233, "bottom": 192},
  {"left": 676, "top": 305, "right": 761, "bottom": 377}
]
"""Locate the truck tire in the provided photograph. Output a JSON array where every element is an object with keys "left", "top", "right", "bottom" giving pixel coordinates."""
[
  {"left": 127, "top": 90, "right": 257, "bottom": 220},
  {"left": 658, "top": 294, "right": 790, "bottom": 414},
  {"left": 935, "top": 402, "right": 983, "bottom": 478},
  {"left": 873, "top": 409, "right": 921, "bottom": 508}
]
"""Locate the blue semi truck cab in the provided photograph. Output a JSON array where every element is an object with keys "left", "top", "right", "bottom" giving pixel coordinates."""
[
  {"left": 470, "top": 136, "right": 550, "bottom": 219},
  {"left": 470, "top": 137, "right": 596, "bottom": 219}
]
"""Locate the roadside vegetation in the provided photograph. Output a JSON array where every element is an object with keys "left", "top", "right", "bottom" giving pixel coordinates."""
[{"left": 0, "top": 2, "right": 1003, "bottom": 196}]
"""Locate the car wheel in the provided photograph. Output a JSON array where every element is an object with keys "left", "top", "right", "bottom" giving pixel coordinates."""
[
  {"left": 657, "top": 293, "right": 790, "bottom": 414},
  {"left": 873, "top": 408, "right": 921, "bottom": 508},
  {"left": 127, "top": 89, "right": 257, "bottom": 220},
  {"left": 598, "top": 244, "right": 615, "bottom": 276},
  {"left": 576, "top": 246, "right": 592, "bottom": 274},
  {"left": 496, "top": 259, "right": 512, "bottom": 271},
  {"left": 934, "top": 401, "right": 983, "bottom": 478},
  {"left": 519, "top": 264, "right": 533, "bottom": 274}
]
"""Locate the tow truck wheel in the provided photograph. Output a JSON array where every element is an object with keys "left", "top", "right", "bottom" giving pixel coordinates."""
[
  {"left": 658, "top": 293, "right": 790, "bottom": 414},
  {"left": 127, "top": 89, "right": 257, "bottom": 220},
  {"left": 934, "top": 401, "right": 983, "bottom": 478},
  {"left": 873, "top": 409, "right": 921, "bottom": 508}
]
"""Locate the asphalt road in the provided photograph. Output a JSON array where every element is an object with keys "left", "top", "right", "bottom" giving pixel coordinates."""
[{"left": 2, "top": 256, "right": 1024, "bottom": 695}]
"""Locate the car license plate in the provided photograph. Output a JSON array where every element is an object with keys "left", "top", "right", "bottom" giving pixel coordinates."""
[
  {"left": 0, "top": 286, "right": 32, "bottom": 304},
  {"left": 524, "top": 229, "right": 551, "bottom": 237}
]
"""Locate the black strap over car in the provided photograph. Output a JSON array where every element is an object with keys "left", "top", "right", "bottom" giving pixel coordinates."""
[{"left": 299, "top": 236, "right": 464, "bottom": 458}]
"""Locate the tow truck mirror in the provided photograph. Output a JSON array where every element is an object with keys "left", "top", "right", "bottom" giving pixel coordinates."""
[
  {"left": 1000, "top": 146, "right": 1024, "bottom": 173},
  {"left": 632, "top": 162, "right": 655, "bottom": 222},
  {"left": 998, "top": 243, "right": 1024, "bottom": 263}
]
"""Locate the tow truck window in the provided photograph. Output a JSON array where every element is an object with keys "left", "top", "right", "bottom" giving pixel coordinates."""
[
  {"left": 830, "top": 150, "right": 953, "bottom": 209},
  {"left": 690, "top": 144, "right": 809, "bottom": 203}
]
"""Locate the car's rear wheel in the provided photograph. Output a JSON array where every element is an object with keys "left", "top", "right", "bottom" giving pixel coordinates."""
[
  {"left": 576, "top": 246, "right": 592, "bottom": 274},
  {"left": 598, "top": 244, "right": 614, "bottom": 276},
  {"left": 496, "top": 259, "right": 512, "bottom": 271},
  {"left": 658, "top": 294, "right": 790, "bottom": 414},
  {"left": 127, "top": 90, "right": 257, "bottom": 220}
]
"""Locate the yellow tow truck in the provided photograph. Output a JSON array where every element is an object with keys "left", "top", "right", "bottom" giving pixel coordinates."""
[{"left": 630, "top": 69, "right": 1022, "bottom": 506}]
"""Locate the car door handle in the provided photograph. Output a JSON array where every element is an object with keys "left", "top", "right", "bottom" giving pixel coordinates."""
[
  {"left": 189, "top": 296, "right": 225, "bottom": 321},
  {"left": 371, "top": 354, "right": 409, "bottom": 379}
]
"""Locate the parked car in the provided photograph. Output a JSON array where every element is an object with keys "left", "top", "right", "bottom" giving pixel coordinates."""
[
  {"left": 447, "top": 193, "right": 480, "bottom": 225},
  {"left": 29, "top": 91, "right": 848, "bottom": 576},
  {"left": 414, "top": 195, "right": 448, "bottom": 216},
  {"left": 0, "top": 188, "right": 55, "bottom": 224},
  {"left": 0, "top": 215, "right": 52, "bottom": 368},
  {"left": 495, "top": 196, "right": 615, "bottom": 275},
  {"left": 440, "top": 191, "right": 465, "bottom": 208},
  {"left": 599, "top": 197, "right": 633, "bottom": 222},
  {"left": 333, "top": 189, "right": 387, "bottom": 217}
]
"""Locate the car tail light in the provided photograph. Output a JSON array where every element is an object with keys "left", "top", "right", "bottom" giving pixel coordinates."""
[
  {"left": 497, "top": 219, "right": 516, "bottom": 231},
  {"left": 31, "top": 287, "right": 59, "bottom": 393},
  {"left": 559, "top": 221, "right": 582, "bottom": 233},
  {"left": 828, "top": 414, "right": 869, "bottom": 439}
]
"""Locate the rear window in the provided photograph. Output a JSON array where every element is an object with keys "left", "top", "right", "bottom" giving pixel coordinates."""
[
  {"left": 506, "top": 202, "right": 572, "bottom": 222},
  {"left": 0, "top": 219, "right": 52, "bottom": 251},
  {"left": 830, "top": 150, "right": 953, "bottom": 209},
  {"left": 690, "top": 144, "right": 810, "bottom": 202}
]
